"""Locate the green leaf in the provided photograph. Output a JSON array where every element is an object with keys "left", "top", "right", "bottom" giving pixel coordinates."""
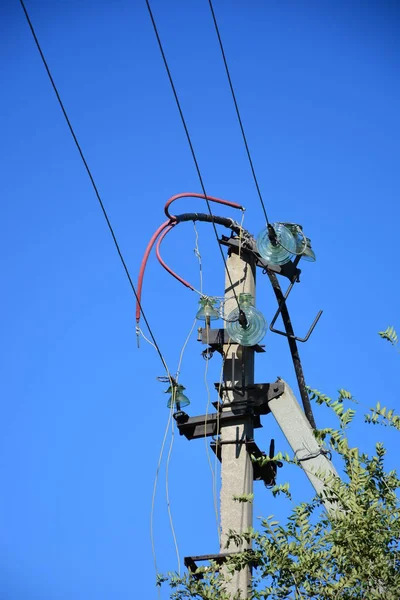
[{"left": 378, "top": 326, "right": 398, "bottom": 345}]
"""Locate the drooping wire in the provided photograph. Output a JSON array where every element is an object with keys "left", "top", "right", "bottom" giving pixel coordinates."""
[
  {"left": 149, "top": 222, "right": 204, "bottom": 579},
  {"left": 207, "top": 0, "right": 270, "bottom": 226},
  {"left": 19, "top": 0, "right": 172, "bottom": 380},
  {"left": 145, "top": 0, "right": 244, "bottom": 316},
  {"left": 149, "top": 317, "right": 198, "bottom": 581},
  {"left": 150, "top": 407, "right": 174, "bottom": 583},
  {"left": 165, "top": 415, "right": 180, "bottom": 575}
]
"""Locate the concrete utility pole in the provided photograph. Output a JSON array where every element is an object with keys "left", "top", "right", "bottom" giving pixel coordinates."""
[
  {"left": 177, "top": 231, "right": 337, "bottom": 596},
  {"left": 219, "top": 249, "right": 256, "bottom": 598}
]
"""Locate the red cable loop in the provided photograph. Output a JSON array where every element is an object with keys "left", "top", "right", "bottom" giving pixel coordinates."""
[
  {"left": 135, "top": 219, "right": 172, "bottom": 323},
  {"left": 137, "top": 193, "right": 244, "bottom": 325},
  {"left": 164, "top": 192, "right": 244, "bottom": 220},
  {"left": 156, "top": 224, "right": 196, "bottom": 291}
]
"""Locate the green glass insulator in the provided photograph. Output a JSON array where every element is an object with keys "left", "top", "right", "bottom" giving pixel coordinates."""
[
  {"left": 282, "top": 223, "right": 307, "bottom": 255},
  {"left": 281, "top": 223, "right": 316, "bottom": 262},
  {"left": 302, "top": 238, "right": 316, "bottom": 262},
  {"left": 166, "top": 384, "right": 190, "bottom": 409},
  {"left": 196, "top": 297, "right": 219, "bottom": 321},
  {"left": 256, "top": 223, "right": 296, "bottom": 265},
  {"left": 226, "top": 293, "right": 267, "bottom": 347}
]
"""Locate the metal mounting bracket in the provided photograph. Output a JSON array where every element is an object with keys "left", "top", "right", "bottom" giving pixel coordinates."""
[
  {"left": 219, "top": 235, "right": 301, "bottom": 281},
  {"left": 210, "top": 437, "right": 282, "bottom": 487},
  {"left": 213, "top": 381, "right": 284, "bottom": 415},
  {"left": 176, "top": 382, "right": 285, "bottom": 440},
  {"left": 184, "top": 551, "right": 258, "bottom": 579},
  {"left": 176, "top": 410, "right": 262, "bottom": 440},
  {"left": 198, "top": 327, "right": 265, "bottom": 353}
]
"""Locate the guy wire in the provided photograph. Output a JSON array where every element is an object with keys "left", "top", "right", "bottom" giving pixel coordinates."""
[{"left": 145, "top": 0, "right": 244, "bottom": 315}]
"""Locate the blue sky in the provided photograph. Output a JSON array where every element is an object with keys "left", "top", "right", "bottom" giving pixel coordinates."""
[{"left": 1, "top": 1, "right": 399, "bottom": 598}]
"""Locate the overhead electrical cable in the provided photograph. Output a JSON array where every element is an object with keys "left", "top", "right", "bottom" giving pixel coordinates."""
[
  {"left": 19, "top": 0, "right": 171, "bottom": 377},
  {"left": 207, "top": 2, "right": 317, "bottom": 427},
  {"left": 207, "top": 0, "right": 270, "bottom": 225},
  {"left": 145, "top": 0, "right": 245, "bottom": 315}
]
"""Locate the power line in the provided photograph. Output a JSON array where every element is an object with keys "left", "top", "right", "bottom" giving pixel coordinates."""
[
  {"left": 208, "top": 0, "right": 271, "bottom": 226},
  {"left": 145, "top": 0, "right": 243, "bottom": 314},
  {"left": 19, "top": 0, "right": 171, "bottom": 376}
]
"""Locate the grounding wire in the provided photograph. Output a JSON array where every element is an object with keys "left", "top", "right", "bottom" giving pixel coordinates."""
[
  {"left": 19, "top": 0, "right": 172, "bottom": 380},
  {"left": 145, "top": 0, "right": 243, "bottom": 315},
  {"left": 207, "top": 0, "right": 270, "bottom": 226}
]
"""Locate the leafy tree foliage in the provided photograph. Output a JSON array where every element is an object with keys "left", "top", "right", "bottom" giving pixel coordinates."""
[{"left": 160, "top": 329, "right": 400, "bottom": 599}]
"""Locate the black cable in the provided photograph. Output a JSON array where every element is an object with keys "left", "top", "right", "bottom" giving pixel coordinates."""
[
  {"left": 145, "top": 0, "right": 245, "bottom": 319},
  {"left": 19, "top": 0, "right": 171, "bottom": 376},
  {"left": 207, "top": 0, "right": 270, "bottom": 226}
]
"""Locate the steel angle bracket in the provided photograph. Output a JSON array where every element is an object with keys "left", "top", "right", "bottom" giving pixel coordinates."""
[
  {"left": 184, "top": 551, "right": 258, "bottom": 579},
  {"left": 269, "top": 280, "right": 323, "bottom": 343},
  {"left": 176, "top": 410, "right": 262, "bottom": 441}
]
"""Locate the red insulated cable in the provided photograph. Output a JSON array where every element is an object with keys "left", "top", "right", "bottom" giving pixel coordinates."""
[
  {"left": 135, "top": 219, "right": 173, "bottom": 323},
  {"left": 155, "top": 224, "right": 196, "bottom": 291},
  {"left": 164, "top": 192, "right": 244, "bottom": 220},
  {"left": 137, "top": 193, "right": 243, "bottom": 325}
]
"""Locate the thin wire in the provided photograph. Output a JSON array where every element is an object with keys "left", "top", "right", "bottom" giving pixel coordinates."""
[
  {"left": 204, "top": 325, "right": 220, "bottom": 538},
  {"left": 164, "top": 313, "right": 201, "bottom": 575},
  {"left": 207, "top": 0, "right": 270, "bottom": 225},
  {"left": 19, "top": 0, "right": 171, "bottom": 378},
  {"left": 165, "top": 416, "right": 180, "bottom": 575},
  {"left": 145, "top": 0, "right": 243, "bottom": 313},
  {"left": 193, "top": 221, "right": 203, "bottom": 295},
  {"left": 150, "top": 408, "right": 173, "bottom": 581},
  {"left": 175, "top": 318, "right": 197, "bottom": 382},
  {"left": 237, "top": 211, "right": 247, "bottom": 293},
  {"left": 214, "top": 347, "right": 228, "bottom": 548},
  {"left": 149, "top": 316, "right": 198, "bottom": 581},
  {"left": 237, "top": 211, "right": 245, "bottom": 262},
  {"left": 176, "top": 221, "right": 205, "bottom": 381}
]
